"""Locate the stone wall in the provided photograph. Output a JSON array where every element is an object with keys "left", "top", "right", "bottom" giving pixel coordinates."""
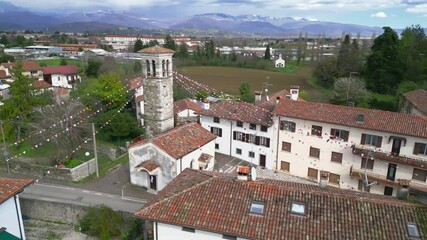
[{"left": 69, "top": 158, "right": 96, "bottom": 181}]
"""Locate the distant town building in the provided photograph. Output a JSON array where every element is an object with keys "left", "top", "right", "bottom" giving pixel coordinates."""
[
  {"left": 0, "top": 61, "right": 43, "bottom": 81},
  {"left": 275, "top": 54, "right": 285, "bottom": 68},
  {"left": 400, "top": 89, "right": 427, "bottom": 116},
  {"left": 102, "top": 35, "right": 196, "bottom": 50}
]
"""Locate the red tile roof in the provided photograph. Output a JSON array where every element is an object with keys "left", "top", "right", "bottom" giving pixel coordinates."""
[
  {"left": 198, "top": 100, "right": 274, "bottom": 126},
  {"left": 130, "top": 122, "right": 216, "bottom": 159},
  {"left": 136, "top": 160, "right": 160, "bottom": 172},
  {"left": 1, "top": 61, "right": 42, "bottom": 71},
  {"left": 0, "top": 70, "right": 7, "bottom": 79},
  {"left": 0, "top": 177, "right": 34, "bottom": 205},
  {"left": 136, "top": 95, "right": 144, "bottom": 103},
  {"left": 32, "top": 80, "right": 52, "bottom": 89},
  {"left": 173, "top": 98, "right": 202, "bottom": 114},
  {"left": 135, "top": 169, "right": 427, "bottom": 240},
  {"left": 273, "top": 99, "right": 427, "bottom": 138},
  {"left": 43, "top": 65, "right": 78, "bottom": 75},
  {"left": 53, "top": 87, "right": 70, "bottom": 96},
  {"left": 129, "top": 76, "right": 143, "bottom": 90},
  {"left": 139, "top": 46, "right": 175, "bottom": 54},
  {"left": 403, "top": 89, "right": 427, "bottom": 115}
]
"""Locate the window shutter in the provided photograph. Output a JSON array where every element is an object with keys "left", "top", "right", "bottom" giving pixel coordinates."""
[
  {"left": 280, "top": 121, "right": 284, "bottom": 130},
  {"left": 210, "top": 127, "right": 213, "bottom": 134},
  {"left": 375, "top": 136, "right": 383, "bottom": 148},
  {"left": 242, "top": 133, "right": 246, "bottom": 142},
  {"left": 266, "top": 138, "right": 270, "bottom": 148},
  {"left": 330, "top": 129, "right": 335, "bottom": 137},
  {"left": 361, "top": 134, "right": 366, "bottom": 144},
  {"left": 219, "top": 128, "right": 222, "bottom": 137},
  {"left": 414, "top": 143, "right": 421, "bottom": 155},
  {"left": 255, "top": 136, "right": 260, "bottom": 145},
  {"left": 343, "top": 130, "right": 349, "bottom": 141},
  {"left": 233, "top": 131, "right": 236, "bottom": 140}
]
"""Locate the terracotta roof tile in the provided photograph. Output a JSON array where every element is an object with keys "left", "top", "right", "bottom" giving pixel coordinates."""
[
  {"left": 0, "top": 177, "right": 34, "bottom": 205},
  {"left": 198, "top": 100, "right": 274, "bottom": 126},
  {"left": 1, "top": 61, "right": 42, "bottom": 71},
  {"left": 403, "top": 89, "right": 427, "bottom": 115},
  {"left": 173, "top": 98, "right": 202, "bottom": 114},
  {"left": 130, "top": 122, "right": 216, "bottom": 159},
  {"left": 138, "top": 46, "right": 175, "bottom": 54},
  {"left": 136, "top": 160, "right": 160, "bottom": 172},
  {"left": 135, "top": 169, "right": 427, "bottom": 240},
  {"left": 0, "top": 70, "right": 7, "bottom": 79},
  {"left": 129, "top": 76, "right": 143, "bottom": 90},
  {"left": 32, "top": 80, "right": 52, "bottom": 89},
  {"left": 273, "top": 99, "right": 427, "bottom": 138},
  {"left": 43, "top": 65, "right": 78, "bottom": 75},
  {"left": 198, "top": 153, "right": 213, "bottom": 163}
]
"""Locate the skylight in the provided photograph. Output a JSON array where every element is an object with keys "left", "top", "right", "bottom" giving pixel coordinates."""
[
  {"left": 250, "top": 201, "right": 264, "bottom": 215},
  {"left": 291, "top": 202, "right": 306, "bottom": 215},
  {"left": 407, "top": 223, "right": 420, "bottom": 238}
]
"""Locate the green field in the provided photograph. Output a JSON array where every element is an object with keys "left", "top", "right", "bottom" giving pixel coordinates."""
[
  {"left": 36, "top": 59, "right": 82, "bottom": 67},
  {"left": 178, "top": 64, "right": 331, "bottom": 102}
]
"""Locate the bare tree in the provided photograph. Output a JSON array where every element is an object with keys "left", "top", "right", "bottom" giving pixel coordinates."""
[{"left": 333, "top": 77, "right": 367, "bottom": 105}]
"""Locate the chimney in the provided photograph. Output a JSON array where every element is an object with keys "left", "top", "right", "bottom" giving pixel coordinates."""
[
  {"left": 200, "top": 99, "right": 210, "bottom": 110},
  {"left": 397, "top": 179, "right": 410, "bottom": 200},
  {"left": 237, "top": 166, "right": 249, "bottom": 181},
  {"left": 320, "top": 170, "right": 329, "bottom": 188},
  {"left": 255, "top": 91, "right": 262, "bottom": 102},
  {"left": 276, "top": 96, "right": 281, "bottom": 105},
  {"left": 290, "top": 85, "right": 299, "bottom": 101}
]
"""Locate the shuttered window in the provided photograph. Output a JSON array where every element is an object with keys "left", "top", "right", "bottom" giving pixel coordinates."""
[
  {"left": 361, "top": 134, "right": 382, "bottom": 148},
  {"left": 281, "top": 161, "right": 290, "bottom": 172},
  {"left": 331, "top": 152, "right": 343, "bottom": 163},
  {"left": 280, "top": 121, "right": 296, "bottom": 132},
  {"left": 282, "top": 141, "right": 291, "bottom": 152},
  {"left": 330, "top": 128, "right": 349, "bottom": 142},
  {"left": 211, "top": 127, "right": 222, "bottom": 137},
  {"left": 412, "top": 168, "right": 427, "bottom": 182},
  {"left": 308, "top": 168, "right": 318, "bottom": 179},
  {"left": 309, "top": 147, "right": 320, "bottom": 158},
  {"left": 414, "top": 143, "right": 427, "bottom": 155},
  {"left": 329, "top": 173, "right": 340, "bottom": 185},
  {"left": 361, "top": 157, "right": 374, "bottom": 170}
]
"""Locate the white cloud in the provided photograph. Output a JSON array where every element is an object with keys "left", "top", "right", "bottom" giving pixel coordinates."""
[
  {"left": 370, "top": 11, "right": 387, "bottom": 17},
  {"left": 406, "top": 3, "right": 427, "bottom": 13}
]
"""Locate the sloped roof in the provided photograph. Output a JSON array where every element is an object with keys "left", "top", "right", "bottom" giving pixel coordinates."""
[
  {"left": 197, "top": 100, "right": 274, "bottom": 126},
  {"left": 0, "top": 177, "right": 34, "bottom": 205},
  {"left": 135, "top": 169, "right": 427, "bottom": 240},
  {"left": 136, "top": 160, "right": 160, "bottom": 172},
  {"left": 173, "top": 98, "right": 202, "bottom": 114},
  {"left": 43, "top": 65, "right": 78, "bottom": 75},
  {"left": 32, "top": 80, "right": 52, "bottom": 89},
  {"left": 273, "top": 99, "right": 427, "bottom": 138},
  {"left": 129, "top": 76, "right": 143, "bottom": 90},
  {"left": 403, "top": 89, "right": 427, "bottom": 115},
  {"left": 138, "top": 46, "right": 175, "bottom": 54},
  {"left": 0, "top": 70, "right": 8, "bottom": 79},
  {"left": 1, "top": 61, "right": 42, "bottom": 71},
  {"left": 130, "top": 122, "right": 216, "bottom": 159}
]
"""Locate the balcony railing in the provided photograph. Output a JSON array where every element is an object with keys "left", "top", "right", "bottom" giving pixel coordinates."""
[{"left": 351, "top": 144, "right": 427, "bottom": 170}]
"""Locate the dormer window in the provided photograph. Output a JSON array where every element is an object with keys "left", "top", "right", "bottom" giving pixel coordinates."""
[
  {"left": 290, "top": 202, "right": 306, "bottom": 215},
  {"left": 250, "top": 201, "right": 264, "bottom": 215},
  {"left": 407, "top": 223, "right": 420, "bottom": 238}
]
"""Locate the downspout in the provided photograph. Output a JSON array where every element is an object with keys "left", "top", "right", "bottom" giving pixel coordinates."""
[
  {"left": 155, "top": 222, "right": 158, "bottom": 240},
  {"left": 180, "top": 158, "right": 182, "bottom": 173},
  {"left": 275, "top": 116, "right": 281, "bottom": 171},
  {"left": 229, "top": 120, "right": 233, "bottom": 155},
  {"left": 14, "top": 195, "right": 23, "bottom": 240}
]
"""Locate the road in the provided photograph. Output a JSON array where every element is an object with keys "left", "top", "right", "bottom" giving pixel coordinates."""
[{"left": 20, "top": 182, "right": 147, "bottom": 213}]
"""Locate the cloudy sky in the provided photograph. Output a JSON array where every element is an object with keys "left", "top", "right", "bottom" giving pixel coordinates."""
[{"left": 10, "top": 0, "right": 427, "bottom": 28}]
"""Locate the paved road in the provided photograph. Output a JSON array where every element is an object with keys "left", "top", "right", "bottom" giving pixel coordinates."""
[{"left": 20, "top": 182, "right": 147, "bottom": 213}]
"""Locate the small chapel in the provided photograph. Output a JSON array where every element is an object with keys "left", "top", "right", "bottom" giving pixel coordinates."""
[{"left": 275, "top": 54, "right": 286, "bottom": 68}]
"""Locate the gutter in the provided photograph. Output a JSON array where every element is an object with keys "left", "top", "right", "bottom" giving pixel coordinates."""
[
  {"left": 276, "top": 116, "right": 280, "bottom": 171},
  {"left": 229, "top": 120, "right": 233, "bottom": 155}
]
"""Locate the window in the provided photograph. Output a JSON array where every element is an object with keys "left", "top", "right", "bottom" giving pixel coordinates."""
[
  {"left": 57, "top": 76, "right": 61, "bottom": 81},
  {"left": 249, "top": 151, "right": 255, "bottom": 158},
  {"left": 329, "top": 173, "right": 340, "bottom": 185},
  {"left": 407, "top": 223, "right": 420, "bottom": 238},
  {"left": 211, "top": 127, "right": 222, "bottom": 137},
  {"left": 250, "top": 201, "right": 264, "bottom": 215},
  {"left": 358, "top": 180, "right": 370, "bottom": 192},
  {"left": 311, "top": 125, "right": 322, "bottom": 137},
  {"left": 260, "top": 125, "right": 268, "bottom": 132},
  {"left": 309, "top": 147, "right": 320, "bottom": 158},
  {"left": 213, "top": 117, "right": 220, "bottom": 123},
  {"left": 361, "top": 134, "right": 382, "bottom": 148},
  {"left": 234, "top": 131, "right": 245, "bottom": 141},
  {"left": 182, "top": 227, "right": 195, "bottom": 233},
  {"left": 331, "top": 152, "right": 343, "bottom": 164},
  {"left": 412, "top": 168, "right": 427, "bottom": 182},
  {"left": 223, "top": 235, "right": 237, "bottom": 240},
  {"left": 236, "top": 148, "right": 242, "bottom": 155},
  {"left": 414, "top": 143, "right": 427, "bottom": 155},
  {"left": 249, "top": 123, "right": 256, "bottom": 130},
  {"left": 259, "top": 137, "right": 270, "bottom": 147},
  {"left": 236, "top": 121, "right": 243, "bottom": 127},
  {"left": 280, "top": 120, "right": 296, "bottom": 132},
  {"left": 290, "top": 202, "right": 305, "bottom": 215},
  {"left": 246, "top": 134, "right": 256, "bottom": 143},
  {"left": 215, "top": 143, "right": 219, "bottom": 150},
  {"left": 330, "top": 128, "right": 349, "bottom": 142},
  {"left": 384, "top": 186, "right": 393, "bottom": 196},
  {"left": 282, "top": 141, "right": 291, "bottom": 152},
  {"left": 281, "top": 161, "right": 290, "bottom": 172},
  {"left": 361, "top": 157, "right": 374, "bottom": 170},
  {"left": 307, "top": 168, "right": 318, "bottom": 179}
]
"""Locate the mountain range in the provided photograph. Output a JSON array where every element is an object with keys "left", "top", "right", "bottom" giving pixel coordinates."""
[{"left": 0, "top": 1, "right": 385, "bottom": 37}]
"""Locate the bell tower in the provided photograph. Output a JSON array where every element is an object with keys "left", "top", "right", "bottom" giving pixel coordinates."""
[{"left": 139, "top": 46, "right": 175, "bottom": 136}]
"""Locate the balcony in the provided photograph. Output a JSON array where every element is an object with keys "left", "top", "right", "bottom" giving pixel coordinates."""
[
  {"left": 350, "top": 166, "right": 398, "bottom": 186},
  {"left": 351, "top": 144, "right": 427, "bottom": 170}
]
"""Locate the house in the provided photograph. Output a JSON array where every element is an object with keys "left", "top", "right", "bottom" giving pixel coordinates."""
[
  {"left": 130, "top": 76, "right": 144, "bottom": 126},
  {"left": 255, "top": 86, "right": 302, "bottom": 110},
  {"left": 0, "top": 83, "right": 11, "bottom": 100},
  {"left": 42, "top": 65, "right": 81, "bottom": 89},
  {"left": 401, "top": 89, "right": 427, "bottom": 116},
  {"left": 273, "top": 99, "right": 427, "bottom": 199},
  {"left": 135, "top": 168, "right": 427, "bottom": 240},
  {"left": 275, "top": 53, "right": 285, "bottom": 68},
  {"left": 31, "top": 80, "right": 52, "bottom": 95},
  {"left": 0, "top": 177, "right": 34, "bottom": 240},
  {"left": 0, "top": 61, "right": 43, "bottom": 81},
  {"left": 173, "top": 98, "right": 202, "bottom": 125},
  {"left": 128, "top": 122, "right": 216, "bottom": 192},
  {"left": 198, "top": 100, "right": 275, "bottom": 169}
]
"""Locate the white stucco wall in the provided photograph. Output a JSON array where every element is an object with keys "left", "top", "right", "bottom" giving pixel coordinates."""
[
  {"left": 51, "top": 74, "right": 80, "bottom": 89},
  {"left": 179, "top": 140, "right": 216, "bottom": 171},
  {"left": 0, "top": 196, "right": 25, "bottom": 239},
  {"left": 154, "top": 222, "right": 248, "bottom": 240},
  {"left": 177, "top": 109, "right": 197, "bottom": 118},
  {"left": 274, "top": 115, "right": 427, "bottom": 196}
]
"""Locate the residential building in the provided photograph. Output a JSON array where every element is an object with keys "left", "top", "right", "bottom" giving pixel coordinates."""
[
  {"left": 56, "top": 44, "right": 98, "bottom": 54},
  {"left": 0, "top": 61, "right": 43, "bottom": 81},
  {"left": 42, "top": 65, "right": 81, "bottom": 89},
  {"left": 173, "top": 98, "right": 202, "bottom": 125},
  {"left": 401, "top": 89, "right": 427, "bottom": 116},
  {"left": 273, "top": 99, "right": 427, "bottom": 199},
  {"left": 102, "top": 35, "right": 194, "bottom": 50},
  {"left": 0, "top": 83, "right": 10, "bottom": 100},
  {"left": 129, "top": 76, "right": 144, "bottom": 126},
  {"left": 0, "top": 177, "right": 34, "bottom": 240},
  {"left": 128, "top": 122, "right": 216, "bottom": 192},
  {"left": 198, "top": 101, "right": 275, "bottom": 169},
  {"left": 135, "top": 168, "right": 427, "bottom": 240}
]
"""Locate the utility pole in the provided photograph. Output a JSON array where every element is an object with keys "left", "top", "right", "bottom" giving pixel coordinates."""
[
  {"left": 92, "top": 123, "right": 99, "bottom": 178},
  {"left": 0, "top": 120, "right": 10, "bottom": 173}
]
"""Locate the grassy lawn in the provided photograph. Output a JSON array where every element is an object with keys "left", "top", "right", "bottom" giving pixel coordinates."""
[
  {"left": 36, "top": 59, "right": 82, "bottom": 67},
  {"left": 98, "top": 154, "right": 129, "bottom": 177}
]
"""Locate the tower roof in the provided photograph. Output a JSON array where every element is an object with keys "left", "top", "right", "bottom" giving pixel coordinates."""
[{"left": 138, "top": 45, "right": 175, "bottom": 54}]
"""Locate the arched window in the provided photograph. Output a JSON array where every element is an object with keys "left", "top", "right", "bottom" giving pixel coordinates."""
[
  {"left": 166, "top": 59, "right": 170, "bottom": 76},
  {"left": 162, "top": 60, "right": 166, "bottom": 77},
  {"left": 146, "top": 60, "right": 150, "bottom": 76},
  {"left": 152, "top": 60, "right": 156, "bottom": 77}
]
